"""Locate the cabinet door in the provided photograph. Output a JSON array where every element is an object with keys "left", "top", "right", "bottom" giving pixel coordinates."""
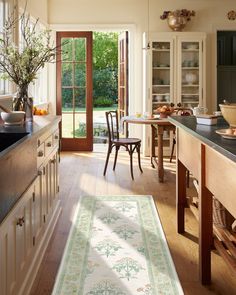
[
  {"left": 177, "top": 37, "right": 204, "bottom": 107},
  {"left": 0, "top": 186, "right": 34, "bottom": 295},
  {"left": 151, "top": 38, "right": 174, "bottom": 113},
  {"left": 32, "top": 176, "right": 43, "bottom": 244}
]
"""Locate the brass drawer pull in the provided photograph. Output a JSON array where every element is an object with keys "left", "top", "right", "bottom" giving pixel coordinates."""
[
  {"left": 47, "top": 142, "right": 52, "bottom": 147},
  {"left": 38, "top": 150, "right": 44, "bottom": 157},
  {"left": 16, "top": 217, "right": 25, "bottom": 227}
]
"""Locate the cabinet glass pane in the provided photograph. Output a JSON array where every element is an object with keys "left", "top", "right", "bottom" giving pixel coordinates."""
[
  {"left": 152, "top": 41, "right": 171, "bottom": 111},
  {"left": 181, "top": 41, "right": 200, "bottom": 106}
]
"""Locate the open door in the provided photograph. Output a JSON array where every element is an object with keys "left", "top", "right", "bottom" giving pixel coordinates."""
[
  {"left": 118, "top": 31, "right": 129, "bottom": 136},
  {"left": 56, "top": 31, "right": 93, "bottom": 151}
]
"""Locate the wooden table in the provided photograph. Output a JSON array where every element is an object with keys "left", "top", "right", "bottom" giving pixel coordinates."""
[
  {"left": 169, "top": 116, "right": 236, "bottom": 285},
  {"left": 122, "top": 116, "right": 175, "bottom": 182}
]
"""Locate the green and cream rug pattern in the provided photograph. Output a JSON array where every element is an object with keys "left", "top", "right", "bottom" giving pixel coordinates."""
[{"left": 52, "top": 195, "right": 183, "bottom": 295}]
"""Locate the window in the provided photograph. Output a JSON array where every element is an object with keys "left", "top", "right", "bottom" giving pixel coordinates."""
[{"left": 0, "top": 0, "right": 9, "bottom": 95}]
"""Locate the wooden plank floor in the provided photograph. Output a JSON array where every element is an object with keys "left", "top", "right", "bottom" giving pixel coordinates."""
[{"left": 30, "top": 146, "right": 236, "bottom": 295}]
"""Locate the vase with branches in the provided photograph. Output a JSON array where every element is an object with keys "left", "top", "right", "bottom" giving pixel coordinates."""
[{"left": 0, "top": 5, "right": 57, "bottom": 121}]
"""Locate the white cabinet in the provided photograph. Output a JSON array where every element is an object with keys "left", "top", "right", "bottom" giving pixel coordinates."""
[
  {"left": 144, "top": 32, "right": 206, "bottom": 112},
  {"left": 0, "top": 180, "right": 35, "bottom": 295},
  {"left": 0, "top": 122, "right": 61, "bottom": 295},
  {"left": 143, "top": 32, "right": 206, "bottom": 156}
]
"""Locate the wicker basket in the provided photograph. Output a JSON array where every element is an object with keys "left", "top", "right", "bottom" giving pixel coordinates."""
[{"left": 213, "top": 197, "right": 235, "bottom": 230}]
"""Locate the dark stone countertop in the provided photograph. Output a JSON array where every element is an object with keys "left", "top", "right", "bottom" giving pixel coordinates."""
[
  {"left": 0, "top": 115, "right": 61, "bottom": 159},
  {"left": 0, "top": 115, "right": 61, "bottom": 224},
  {"left": 168, "top": 116, "right": 236, "bottom": 163}
]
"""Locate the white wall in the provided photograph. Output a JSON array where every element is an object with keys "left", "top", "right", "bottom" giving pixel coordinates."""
[
  {"left": 19, "top": 0, "right": 48, "bottom": 24},
  {"left": 48, "top": 0, "right": 236, "bottom": 114}
]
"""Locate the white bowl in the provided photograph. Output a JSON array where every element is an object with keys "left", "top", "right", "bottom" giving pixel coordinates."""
[
  {"left": 219, "top": 103, "right": 236, "bottom": 127},
  {"left": 1, "top": 111, "right": 25, "bottom": 125}
]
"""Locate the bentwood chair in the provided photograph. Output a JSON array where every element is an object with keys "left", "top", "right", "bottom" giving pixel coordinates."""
[{"left": 103, "top": 110, "right": 143, "bottom": 180}]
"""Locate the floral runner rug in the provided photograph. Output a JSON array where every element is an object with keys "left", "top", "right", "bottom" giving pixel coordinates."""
[{"left": 52, "top": 195, "right": 183, "bottom": 295}]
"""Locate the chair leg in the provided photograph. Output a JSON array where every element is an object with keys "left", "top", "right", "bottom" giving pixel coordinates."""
[
  {"left": 103, "top": 145, "right": 112, "bottom": 176},
  {"left": 170, "top": 138, "right": 176, "bottom": 163},
  {"left": 186, "top": 170, "right": 190, "bottom": 188},
  {"left": 129, "top": 146, "right": 134, "bottom": 180},
  {"left": 113, "top": 146, "right": 120, "bottom": 170},
  {"left": 136, "top": 143, "right": 143, "bottom": 173}
]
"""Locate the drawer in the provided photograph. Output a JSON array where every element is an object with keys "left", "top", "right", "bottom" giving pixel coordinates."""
[
  {"left": 37, "top": 142, "right": 45, "bottom": 167},
  {"left": 45, "top": 135, "right": 53, "bottom": 156}
]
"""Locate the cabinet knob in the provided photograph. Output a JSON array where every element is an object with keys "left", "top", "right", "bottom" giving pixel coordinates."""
[
  {"left": 38, "top": 150, "right": 44, "bottom": 157},
  {"left": 51, "top": 159, "right": 56, "bottom": 164},
  {"left": 16, "top": 217, "right": 25, "bottom": 227},
  {"left": 55, "top": 135, "right": 59, "bottom": 140},
  {"left": 37, "top": 139, "right": 41, "bottom": 146},
  {"left": 47, "top": 142, "right": 52, "bottom": 147},
  {"left": 38, "top": 170, "right": 43, "bottom": 176}
]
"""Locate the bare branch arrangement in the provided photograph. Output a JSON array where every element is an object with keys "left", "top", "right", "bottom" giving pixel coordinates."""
[{"left": 0, "top": 8, "right": 57, "bottom": 87}]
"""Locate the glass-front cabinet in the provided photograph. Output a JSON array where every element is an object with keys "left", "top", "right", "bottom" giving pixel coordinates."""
[
  {"left": 144, "top": 32, "right": 206, "bottom": 114},
  {"left": 143, "top": 32, "right": 206, "bottom": 156}
]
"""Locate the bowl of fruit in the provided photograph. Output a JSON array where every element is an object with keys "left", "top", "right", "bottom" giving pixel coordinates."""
[
  {"left": 33, "top": 106, "right": 48, "bottom": 116},
  {"left": 154, "top": 105, "right": 174, "bottom": 118}
]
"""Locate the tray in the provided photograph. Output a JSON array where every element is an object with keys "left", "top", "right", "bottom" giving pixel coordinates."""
[{"left": 215, "top": 128, "right": 236, "bottom": 139}]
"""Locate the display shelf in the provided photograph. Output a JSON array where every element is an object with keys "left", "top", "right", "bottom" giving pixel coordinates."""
[
  {"left": 153, "top": 67, "right": 170, "bottom": 70},
  {"left": 182, "top": 49, "right": 199, "bottom": 52},
  {"left": 152, "top": 49, "right": 170, "bottom": 52},
  {"left": 182, "top": 67, "right": 199, "bottom": 70}
]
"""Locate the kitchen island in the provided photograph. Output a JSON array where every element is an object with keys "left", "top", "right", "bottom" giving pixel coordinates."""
[
  {"left": 0, "top": 116, "right": 61, "bottom": 295},
  {"left": 169, "top": 115, "right": 236, "bottom": 285}
]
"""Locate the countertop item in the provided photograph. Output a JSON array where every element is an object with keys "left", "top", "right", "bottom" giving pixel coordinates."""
[{"left": 168, "top": 115, "right": 236, "bottom": 162}]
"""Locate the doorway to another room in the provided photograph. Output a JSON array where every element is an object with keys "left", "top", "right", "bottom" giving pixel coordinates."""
[{"left": 56, "top": 31, "right": 129, "bottom": 151}]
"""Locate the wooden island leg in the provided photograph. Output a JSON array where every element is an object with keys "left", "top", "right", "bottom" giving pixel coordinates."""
[
  {"left": 199, "top": 144, "right": 213, "bottom": 284},
  {"left": 176, "top": 159, "right": 187, "bottom": 233}
]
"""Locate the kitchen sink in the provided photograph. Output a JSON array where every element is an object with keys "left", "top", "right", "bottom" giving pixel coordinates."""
[{"left": 0, "top": 132, "right": 29, "bottom": 152}]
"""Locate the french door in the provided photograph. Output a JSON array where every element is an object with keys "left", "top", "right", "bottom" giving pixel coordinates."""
[
  {"left": 118, "top": 31, "right": 129, "bottom": 136},
  {"left": 56, "top": 32, "right": 93, "bottom": 151}
]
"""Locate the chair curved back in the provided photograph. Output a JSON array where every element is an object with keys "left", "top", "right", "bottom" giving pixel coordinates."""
[{"left": 105, "top": 110, "right": 119, "bottom": 143}]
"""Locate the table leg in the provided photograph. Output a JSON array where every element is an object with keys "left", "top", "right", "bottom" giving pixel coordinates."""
[
  {"left": 151, "top": 125, "right": 156, "bottom": 168},
  {"left": 157, "top": 126, "right": 164, "bottom": 182},
  {"left": 176, "top": 159, "right": 187, "bottom": 233}
]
